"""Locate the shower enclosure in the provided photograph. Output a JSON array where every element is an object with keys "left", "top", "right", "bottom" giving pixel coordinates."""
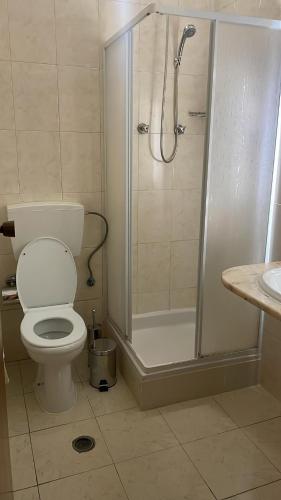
[{"left": 104, "top": 4, "right": 281, "bottom": 382}]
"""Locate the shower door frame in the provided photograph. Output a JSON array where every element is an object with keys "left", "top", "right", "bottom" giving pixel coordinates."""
[{"left": 104, "top": 2, "right": 281, "bottom": 372}]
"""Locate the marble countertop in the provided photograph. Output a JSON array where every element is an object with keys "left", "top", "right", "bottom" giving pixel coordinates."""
[{"left": 222, "top": 262, "right": 281, "bottom": 320}]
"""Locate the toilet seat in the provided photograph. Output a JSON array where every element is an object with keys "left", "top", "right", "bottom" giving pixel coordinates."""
[
  {"left": 16, "top": 237, "right": 77, "bottom": 312},
  {"left": 21, "top": 305, "right": 86, "bottom": 349}
]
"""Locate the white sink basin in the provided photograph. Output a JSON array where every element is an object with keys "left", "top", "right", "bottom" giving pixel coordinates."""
[{"left": 260, "top": 267, "right": 281, "bottom": 302}]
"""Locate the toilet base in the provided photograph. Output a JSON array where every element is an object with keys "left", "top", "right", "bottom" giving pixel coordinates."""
[{"left": 34, "top": 362, "right": 77, "bottom": 413}]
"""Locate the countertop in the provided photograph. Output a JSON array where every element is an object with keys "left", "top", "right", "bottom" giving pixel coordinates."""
[{"left": 222, "top": 261, "right": 281, "bottom": 320}]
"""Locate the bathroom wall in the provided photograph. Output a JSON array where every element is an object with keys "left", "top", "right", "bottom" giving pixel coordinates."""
[{"left": 0, "top": 0, "right": 280, "bottom": 360}]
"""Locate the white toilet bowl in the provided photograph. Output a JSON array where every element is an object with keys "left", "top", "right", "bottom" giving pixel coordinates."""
[{"left": 16, "top": 237, "right": 87, "bottom": 413}]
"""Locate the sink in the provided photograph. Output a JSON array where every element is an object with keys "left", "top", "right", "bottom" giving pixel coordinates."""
[{"left": 260, "top": 267, "right": 281, "bottom": 302}]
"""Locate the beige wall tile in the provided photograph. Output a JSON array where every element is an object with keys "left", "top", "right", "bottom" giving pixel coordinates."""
[
  {"left": 55, "top": 0, "right": 99, "bottom": 67},
  {"left": 58, "top": 66, "right": 100, "bottom": 132},
  {"left": 0, "top": 194, "right": 21, "bottom": 254},
  {"left": 137, "top": 242, "right": 170, "bottom": 293},
  {"left": 63, "top": 192, "right": 102, "bottom": 247},
  {"left": 138, "top": 190, "right": 172, "bottom": 243},
  {"left": 170, "top": 288, "right": 197, "bottom": 308},
  {"left": 138, "top": 134, "right": 173, "bottom": 190},
  {"left": 9, "top": 0, "right": 56, "bottom": 63},
  {"left": 75, "top": 247, "right": 102, "bottom": 300},
  {"left": 0, "top": 62, "right": 14, "bottom": 129},
  {"left": 74, "top": 297, "right": 103, "bottom": 324},
  {"left": 0, "top": 131, "right": 19, "bottom": 193},
  {"left": 61, "top": 132, "right": 101, "bottom": 192},
  {"left": 17, "top": 131, "right": 61, "bottom": 195},
  {"left": 171, "top": 189, "right": 201, "bottom": 241},
  {"left": 137, "top": 291, "right": 170, "bottom": 313},
  {"left": 13, "top": 62, "right": 59, "bottom": 130},
  {"left": 172, "top": 135, "right": 204, "bottom": 190},
  {"left": 171, "top": 240, "right": 199, "bottom": 289},
  {"left": 0, "top": 0, "right": 10, "bottom": 60},
  {"left": 99, "top": 0, "right": 143, "bottom": 42}
]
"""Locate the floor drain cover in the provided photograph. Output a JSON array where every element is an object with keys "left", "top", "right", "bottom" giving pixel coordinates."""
[{"left": 72, "top": 435, "right": 95, "bottom": 453}]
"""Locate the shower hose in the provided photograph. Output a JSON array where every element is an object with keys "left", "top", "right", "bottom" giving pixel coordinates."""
[{"left": 86, "top": 211, "right": 109, "bottom": 287}]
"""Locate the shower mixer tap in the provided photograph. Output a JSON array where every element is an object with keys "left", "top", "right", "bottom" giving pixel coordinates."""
[{"left": 175, "top": 124, "right": 186, "bottom": 135}]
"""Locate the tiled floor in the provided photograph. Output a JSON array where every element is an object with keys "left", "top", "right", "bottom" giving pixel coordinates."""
[{"left": 6, "top": 354, "right": 281, "bottom": 500}]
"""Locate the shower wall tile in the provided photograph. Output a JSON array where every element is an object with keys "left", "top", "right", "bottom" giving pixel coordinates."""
[
  {"left": 170, "top": 288, "right": 197, "bottom": 309},
  {"left": 0, "top": 62, "right": 15, "bottom": 129},
  {"left": 58, "top": 66, "right": 100, "bottom": 132},
  {"left": 172, "top": 135, "right": 204, "bottom": 190},
  {"left": 171, "top": 189, "right": 201, "bottom": 241},
  {"left": 0, "top": 131, "right": 19, "bottom": 194},
  {"left": 12, "top": 62, "right": 59, "bottom": 131},
  {"left": 137, "top": 291, "right": 170, "bottom": 314},
  {"left": 137, "top": 242, "right": 170, "bottom": 293},
  {"left": 60, "top": 132, "right": 101, "bottom": 193},
  {"left": 138, "top": 134, "right": 173, "bottom": 190},
  {"left": 8, "top": 0, "right": 56, "bottom": 64},
  {"left": 55, "top": 0, "right": 99, "bottom": 67},
  {"left": 17, "top": 131, "right": 61, "bottom": 196},
  {"left": 170, "top": 240, "right": 199, "bottom": 290},
  {"left": 138, "top": 190, "right": 172, "bottom": 243},
  {"left": 0, "top": 0, "right": 10, "bottom": 60}
]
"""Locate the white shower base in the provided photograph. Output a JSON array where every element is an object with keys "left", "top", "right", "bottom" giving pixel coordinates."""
[{"left": 131, "top": 308, "right": 196, "bottom": 369}]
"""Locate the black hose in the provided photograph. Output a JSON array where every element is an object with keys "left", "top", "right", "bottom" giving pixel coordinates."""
[{"left": 86, "top": 211, "right": 109, "bottom": 287}]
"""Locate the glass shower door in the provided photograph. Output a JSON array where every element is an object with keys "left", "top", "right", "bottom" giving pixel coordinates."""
[{"left": 198, "top": 21, "right": 281, "bottom": 356}]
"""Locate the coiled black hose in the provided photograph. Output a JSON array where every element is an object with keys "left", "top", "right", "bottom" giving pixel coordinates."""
[{"left": 86, "top": 211, "right": 109, "bottom": 287}]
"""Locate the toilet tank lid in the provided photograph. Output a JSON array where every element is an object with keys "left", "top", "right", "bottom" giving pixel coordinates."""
[{"left": 16, "top": 237, "right": 77, "bottom": 311}]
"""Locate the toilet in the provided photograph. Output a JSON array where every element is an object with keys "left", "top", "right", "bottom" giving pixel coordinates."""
[{"left": 7, "top": 203, "right": 87, "bottom": 413}]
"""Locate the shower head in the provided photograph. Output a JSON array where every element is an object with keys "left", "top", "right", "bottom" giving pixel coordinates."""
[
  {"left": 174, "top": 24, "right": 196, "bottom": 68},
  {"left": 183, "top": 24, "right": 196, "bottom": 38}
]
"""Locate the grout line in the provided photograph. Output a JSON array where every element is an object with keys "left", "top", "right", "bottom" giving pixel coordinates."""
[
  {"left": 223, "top": 478, "right": 281, "bottom": 499},
  {"left": 181, "top": 442, "right": 218, "bottom": 499}
]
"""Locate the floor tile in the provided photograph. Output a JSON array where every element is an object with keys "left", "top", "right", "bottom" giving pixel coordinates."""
[
  {"left": 25, "top": 384, "right": 94, "bottom": 432},
  {"left": 39, "top": 465, "right": 127, "bottom": 500},
  {"left": 31, "top": 418, "right": 112, "bottom": 483},
  {"left": 97, "top": 407, "right": 178, "bottom": 463},
  {"left": 244, "top": 417, "right": 281, "bottom": 471},
  {"left": 9, "top": 434, "right": 37, "bottom": 491},
  {"left": 159, "top": 397, "right": 236, "bottom": 443},
  {"left": 6, "top": 362, "right": 23, "bottom": 398},
  {"left": 7, "top": 395, "right": 29, "bottom": 437},
  {"left": 14, "top": 487, "right": 40, "bottom": 500},
  {"left": 184, "top": 429, "right": 280, "bottom": 499},
  {"left": 84, "top": 375, "right": 137, "bottom": 416},
  {"left": 214, "top": 386, "right": 281, "bottom": 426},
  {"left": 228, "top": 480, "right": 281, "bottom": 499},
  {"left": 117, "top": 446, "right": 215, "bottom": 500}
]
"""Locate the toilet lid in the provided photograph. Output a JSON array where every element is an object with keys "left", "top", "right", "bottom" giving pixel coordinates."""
[{"left": 16, "top": 237, "right": 77, "bottom": 311}]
